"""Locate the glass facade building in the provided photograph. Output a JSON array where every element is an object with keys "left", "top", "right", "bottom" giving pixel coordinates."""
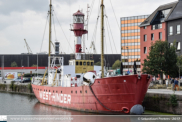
[{"left": 120, "top": 15, "right": 149, "bottom": 74}]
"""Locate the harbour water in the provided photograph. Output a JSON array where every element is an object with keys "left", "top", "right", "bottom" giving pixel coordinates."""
[
  {"left": 0, "top": 92, "right": 95, "bottom": 115},
  {"left": 0, "top": 92, "right": 180, "bottom": 122}
]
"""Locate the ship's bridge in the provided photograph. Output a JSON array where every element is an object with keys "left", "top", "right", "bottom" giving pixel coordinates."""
[{"left": 69, "top": 60, "right": 94, "bottom": 73}]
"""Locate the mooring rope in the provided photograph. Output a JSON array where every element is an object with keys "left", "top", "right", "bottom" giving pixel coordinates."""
[{"left": 88, "top": 84, "right": 124, "bottom": 113}]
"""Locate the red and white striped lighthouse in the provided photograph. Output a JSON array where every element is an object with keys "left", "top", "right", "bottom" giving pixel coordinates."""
[{"left": 71, "top": 10, "right": 88, "bottom": 60}]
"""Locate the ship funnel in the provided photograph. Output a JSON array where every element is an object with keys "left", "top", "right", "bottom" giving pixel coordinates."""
[{"left": 55, "top": 42, "right": 60, "bottom": 55}]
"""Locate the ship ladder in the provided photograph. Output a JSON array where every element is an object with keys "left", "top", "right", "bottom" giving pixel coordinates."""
[
  {"left": 41, "top": 69, "right": 47, "bottom": 85},
  {"left": 52, "top": 69, "right": 57, "bottom": 86}
]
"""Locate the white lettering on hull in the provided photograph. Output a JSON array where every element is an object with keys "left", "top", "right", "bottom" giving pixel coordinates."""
[
  {"left": 39, "top": 91, "right": 71, "bottom": 104},
  {"left": 64, "top": 94, "right": 67, "bottom": 104}
]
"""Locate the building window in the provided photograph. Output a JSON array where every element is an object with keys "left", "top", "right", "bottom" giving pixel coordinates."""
[
  {"left": 169, "top": 43, "right": 173, "bottom": 47},
  {"left": 152, "top": 25, "right": 155, "bottom": 30},
  {"left": 160, "top": 9, "right": 171, "bottom": 21},
  {"left": 152, "top": 24, "right": 162, "bottom": 30},
  {"left": 177, "top": 42, "right": 181, "bottom": 51},
  {"left": 144, "top": 35, "right": 147, "bottom": 41},
  {"left": 144, "top": 26, "right": 147, "bottom": 29},
  {"left": 151, "top": 33, "right": 154, "bottom": 41},
  {"left": 159, "top": 24, "right": 162, "bottom": 29},
  {"left": 177, "top": 25, "right": 180, "bottom": 34},
  {"left": 144, "top": 47, "right": 147, "bottom": 54},
  {"left": 76, "top": 61, "right": 78, "bottom": 65},
  {"left": 159, "top": 32, "right": 162, "bottom": 40},
  {"left": 169, "top": 26, "right": 173, "bottom": 35}
]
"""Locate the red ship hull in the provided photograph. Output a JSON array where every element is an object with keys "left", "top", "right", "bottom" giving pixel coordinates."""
[{"left": 32, "top": 74, "right": 152, "bottom": 114}]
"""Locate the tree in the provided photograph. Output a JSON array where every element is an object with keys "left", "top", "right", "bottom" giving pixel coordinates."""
[
  {"left": 112, "top": 60, "right": 121, "bottom": 69},
  {"left": 142, "top": 40, "right": 177, "bottom": 78},
  {"left": 11, "top": 61, "right": 17, "bottom": 67},
  {"left": 95, "top": 61, "right": 101, "bottom": 66}
]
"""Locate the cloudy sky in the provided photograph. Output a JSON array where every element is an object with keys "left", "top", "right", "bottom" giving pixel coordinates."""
[{"left": 0, "top": 0, "right": 177, "bottom": 54}]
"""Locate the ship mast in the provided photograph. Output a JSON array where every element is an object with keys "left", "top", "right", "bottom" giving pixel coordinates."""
[
  {"left": 48, "top": 0, "right": 52, "bottom": 76},
  {"left": 101, "top": 0, "right": 104, "bottom": 78},
  {"left": 48, "top": 0, "right": 52, "bottom": 82}
]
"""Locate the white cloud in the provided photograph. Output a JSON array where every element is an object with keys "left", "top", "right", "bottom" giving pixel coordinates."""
[
  {"left": 0, "top": 34, "right": 10, "bottom": 47},
  {"left": 0, "top": 0, "right": 177, "bottom": 54}
]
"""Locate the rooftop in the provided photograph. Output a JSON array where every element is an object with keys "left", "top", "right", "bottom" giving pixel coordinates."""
[{"left": 139, "top": 1, "right": 179, "bottom": 27}]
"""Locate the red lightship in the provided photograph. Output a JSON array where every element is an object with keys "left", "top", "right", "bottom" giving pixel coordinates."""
[{"left": 32, "top": 0, "right": 152, "bottom": 115}]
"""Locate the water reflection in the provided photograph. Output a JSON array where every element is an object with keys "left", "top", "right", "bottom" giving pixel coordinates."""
[
  {"left": 3, "top": 92, "right": 178, "bottom": 122},
  {"left": 33, "top": 102, "right": 89, "bottom": 115}
]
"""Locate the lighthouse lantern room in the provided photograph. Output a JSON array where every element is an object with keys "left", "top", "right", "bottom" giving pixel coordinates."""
[{"left": 72, "top": 10, "right": 88, "bottom": 60}]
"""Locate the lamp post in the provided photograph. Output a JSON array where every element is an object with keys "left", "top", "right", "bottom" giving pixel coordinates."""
[
  {"left": 37, "top": 53, "right": 38, "bottom": 77},
  {"left": 177, "top": 51, "right": 181, "bottom": 80},
  {"left": 178, "top": 58, "right": 181, "bottom": 80},
  {"left": 126, "top": 47, "right": 129, "bottom": 72},
  {"left": 179, "top": 65, "right": 180, "bottom": 80}
]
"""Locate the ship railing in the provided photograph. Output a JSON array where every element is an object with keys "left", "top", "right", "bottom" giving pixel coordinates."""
[
  {"left": 48, "top": 56, "right": 64, "bottom": 85},
  {"left": 70, "top": 77, "right": 82, "bottom": 87},
  {"left": 70, "top": 54, "right": 94, "bottom": 60}
]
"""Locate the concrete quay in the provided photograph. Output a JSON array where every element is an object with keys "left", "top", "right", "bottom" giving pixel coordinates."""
[
  {"left": 0, "top": 79, "right": 30, "bottom": 85},
  {"left": 144, "top": 89, "right": 182, "bottom": 115},
  {"left": 147, "top": 89, "right": 182, "bottom": 95}
]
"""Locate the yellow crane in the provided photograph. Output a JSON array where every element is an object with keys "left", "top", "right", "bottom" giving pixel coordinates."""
[{"left": 24, "top": 39, "right": 33, "bottom": 54}]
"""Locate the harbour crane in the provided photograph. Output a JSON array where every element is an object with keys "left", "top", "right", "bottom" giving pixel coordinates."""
[{"left": 24, "top": 39, "right": 33, "bottom": 54}]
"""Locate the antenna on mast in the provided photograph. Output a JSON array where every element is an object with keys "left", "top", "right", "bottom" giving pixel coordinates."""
[{"left": 86, "top": 4, "right": 90, "bottom": 40}]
